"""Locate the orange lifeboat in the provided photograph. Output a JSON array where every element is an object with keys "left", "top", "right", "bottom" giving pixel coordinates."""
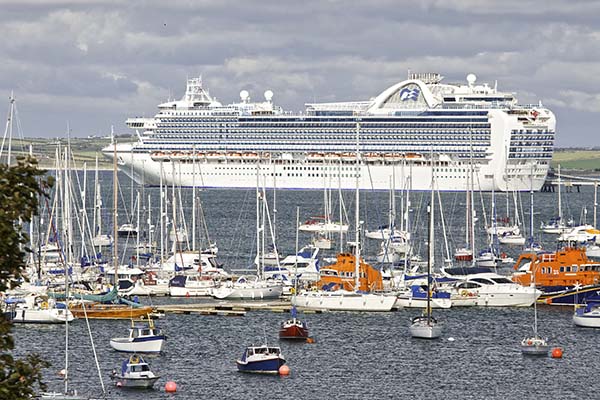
[
  {"left": 511, "top": 246, "right": 600, "bottom": 304},
  {"left": 317, "top": 253, "right": 384, "bottom": 292}
]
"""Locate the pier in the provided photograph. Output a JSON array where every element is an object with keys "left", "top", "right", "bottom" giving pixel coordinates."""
[
  {"left": 154, "top": 300, "right": 323, "bottom": 316},
  {"left": 541, "top": 172, "right": 599, "bottom": 193}
]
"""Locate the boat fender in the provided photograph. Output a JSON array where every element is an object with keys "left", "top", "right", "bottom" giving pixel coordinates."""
[
  {"left": 130, "top": 355, "right": 140, "bottom": 364},
  {"left": 41, "top": 301, "right": 49, "bottom": 310},
  {"left": 527, "top": 340, "right": 532, "bottom": 345}
]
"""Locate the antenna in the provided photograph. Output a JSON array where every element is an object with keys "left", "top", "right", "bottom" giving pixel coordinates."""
[{"left": 466, "top": 73, "right": 477, "bottom": 87}]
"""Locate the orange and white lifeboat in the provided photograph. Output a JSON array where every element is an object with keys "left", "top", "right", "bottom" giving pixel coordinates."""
[
  {"left": 324, "top": 153, "right": 341, "bottom": 162},
  {"left": 364, "top": 152, "right": 382, "bottom": 163},
  {"left": 383, "top": 153, "right": 402, "bottom": 163},
  {"left": 306, "top": 152, "right": 325, "bottom": 162},
  {"left": 241, "top": 152, "right": 259, "bottom": 161},
  {"left": 206, "top": 152, "right": 225, "bottom": 161},
  {"left": 341, "top": 152, "right": 357, "bottom": 162},
  {"left": 226, "top": 152, "right": 243, "bottom": 160}
]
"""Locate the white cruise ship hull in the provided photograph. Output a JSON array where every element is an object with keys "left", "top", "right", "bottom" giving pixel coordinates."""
[{"left": 108, "top": 147, "right": 549, "bottom": 192}]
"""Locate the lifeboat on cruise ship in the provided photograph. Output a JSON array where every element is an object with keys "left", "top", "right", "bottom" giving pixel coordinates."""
[
  {"left": 206, "top": 152, "right": 225, "bottom": 161},
  {"left": 341, "top": 152, "right": 357, "bottom": 163},
  {"left": 306, "top": 153, "right": 325, "bottom": 162},
  {"left": 383, "top": 153, "right": 402, "bottom": 162},
  {"left": 260, "top": 152, "right": 271, "bottom": 159},
  {"left": 324, "top": 153, "right": 341, "bottom": 162},
  {"left": 226, "top": 152, "right": 243, "bottom": 160},
  {"left": 364, "top": 153, "right": 383, "bottom": 163},
  {"left": 150, "top": 151, "right": 170, "bottom": 161},
  {"left": 511, "top": 246, "right": 600, "bottom": 305},
  {"left": 405, "top": 152, "right": 423, "bottom": 160},
  {"left": 241, "top": 152, "right": 259, "bottom": 161}
]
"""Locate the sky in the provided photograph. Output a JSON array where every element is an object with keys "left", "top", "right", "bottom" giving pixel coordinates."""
[{"left": 1, "top": 0, "right": 599, "bottom": 147}]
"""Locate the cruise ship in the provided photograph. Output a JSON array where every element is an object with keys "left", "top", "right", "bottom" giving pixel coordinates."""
[{"left": 103, "top": 72, "right": 555, "bottom": 191}]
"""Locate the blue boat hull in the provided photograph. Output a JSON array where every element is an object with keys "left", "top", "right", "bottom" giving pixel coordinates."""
[
  {"left": 236, "top": 357, "right": 285, "bottom": 374},
  {"left": 539, "top": 285, "right": 600, "bottom": 305}
]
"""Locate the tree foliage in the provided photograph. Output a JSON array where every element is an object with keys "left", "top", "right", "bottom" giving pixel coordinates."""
[{"left": 0, "top": 156, "right": 53, "bottom": 399}]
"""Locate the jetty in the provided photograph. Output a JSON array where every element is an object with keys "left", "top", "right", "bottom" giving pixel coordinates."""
[{"left": 155, "top": 300, "right": 323, "bottom": 316}]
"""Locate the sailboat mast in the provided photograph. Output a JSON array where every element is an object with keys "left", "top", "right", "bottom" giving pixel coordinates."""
[
  {"left": 558, "top": 164, "right": 562, "bottom": 222},
  {"left": 354, "top": 122, "right": 361, "bottom": 291},
  {"left": 428, "top": 156, "right": 435, "bottom": 320},
  {"left": 256, "top": 163, "right": 262, "bottom": 279},
  {"left": 594, "top": 181, "right": 598, "bottom": 229},
  {"left": 62, "top": 146, "right": 70, "bottom": 395},
  {"left": 113, "top": 140, "right": 118, "bottom": 287}
]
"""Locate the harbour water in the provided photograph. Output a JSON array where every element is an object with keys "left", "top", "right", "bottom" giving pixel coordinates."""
[{"left": 11, "top": 172, "right": 600, "bottom": 399}]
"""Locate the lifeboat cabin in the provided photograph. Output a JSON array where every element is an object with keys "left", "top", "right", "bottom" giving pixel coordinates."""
[{"left": 317, "top": 253, "right": 384, "bottom": 292}]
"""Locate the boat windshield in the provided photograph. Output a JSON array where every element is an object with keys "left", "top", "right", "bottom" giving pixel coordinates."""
[{"left": 491, "top": 277, "right": 513, "bottom": 284}]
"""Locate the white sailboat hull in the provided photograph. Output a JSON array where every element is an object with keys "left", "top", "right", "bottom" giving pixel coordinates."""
[
  {"left": 394, "top": 296, "right": 452, "bottom": 309},
  {"left": 409, "top": 320, "right": 442, "bottom": 339},
  {"left": 109, "top": 337, "right": 165, "bottom": 353},
  {"left": 10, "top": 308, "right": 75, "bottom": 324},
  {"left": 212, "top": 283, "right": 283, "bottom": 300},
  {"left": 292, "top": 291, "right": 396, "bottom": 312}
]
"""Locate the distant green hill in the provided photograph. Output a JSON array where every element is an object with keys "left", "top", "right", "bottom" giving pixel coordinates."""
[{"left": 552, "top": 149, "right": 600, "bottom": 171}]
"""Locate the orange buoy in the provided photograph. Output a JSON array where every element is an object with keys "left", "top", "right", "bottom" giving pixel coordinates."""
[
  {"left": 278, "top": 365, "right": 290, "bottom": 376},
  {"left": 165, "top": 381, "right": 177, "bottom": 393},
  {"left": 551, "top": 347, "right": 563, "bottom": 358},
  {"left": 306, "top": 337, "right": 315, "bottom": 344}
]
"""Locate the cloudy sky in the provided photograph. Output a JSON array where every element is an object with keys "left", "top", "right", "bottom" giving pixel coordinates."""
[{"left": 2, "top": 0, "right": 599, "bottom": 146}]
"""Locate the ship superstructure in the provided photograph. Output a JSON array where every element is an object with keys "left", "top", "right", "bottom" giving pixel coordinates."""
[{"left": 104, "top": 73, "right": 555, "bottom": 191}]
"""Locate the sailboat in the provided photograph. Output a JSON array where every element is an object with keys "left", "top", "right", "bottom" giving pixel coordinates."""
[
  {"left": 540, "top": 165, "right": 571, "bottom": 234},
  {"left": 409, "top": 156, "right": 442, "bottom": 339},
  {"left": 279, "top": 208, "right": 309, "bottom": 340},
  {"left": 40, "top": 144, "right": 107, "bottom": 400},
  {"left": 292, "top": 122, "right": 396, "bottom": 312},
  {"left": 212, "top": 169, "right": 284, "bottom": 300},
  {"left": 520, "top": 259, "right": 549, "bottom": 355}
]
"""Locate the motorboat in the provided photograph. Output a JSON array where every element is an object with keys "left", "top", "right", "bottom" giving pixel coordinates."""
[
  {"left": 169, "top": 274, "right": 217, "bottom": 297},
  {"left": 111, "top": 354, "right": 160, "bottom": 388},
  {"left": 573, "top": 301, "right": 600, "bottom": 328},
  {"left": 394, "top": 284, "right": 452, "bottom": 309},
  {"left": 117, "top": 223, "right": 138, "bottom": 237},
  {"left": 109, "top": 319, "right": 166, "bottom": 353},
  {"left": 3, "top": 294, "right": 74, "bottom": 324},
  {"left": 441, "top": 267, "right": 540, "bottom": 307},
  {"left": 236, "top": 345, "right": 286, "bottom": 374}
]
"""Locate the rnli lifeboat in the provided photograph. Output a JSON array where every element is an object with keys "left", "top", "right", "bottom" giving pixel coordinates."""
[{"left": 511, "top": 246, "right": 600, "bottom": 305}]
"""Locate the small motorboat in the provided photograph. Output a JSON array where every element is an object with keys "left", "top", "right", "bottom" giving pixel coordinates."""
[
  {"left": 110, "top": 318, "right": 165, "bottom": 353},
  {"left": 279, "top": 307, "right": 309, "bottom": 340},
  {"left": 521, "top": 335, "right": 549, "bottom": 356},
  {"left": 117, "top": 223, "right": 138, "bottom": 237},
  {"left": 573, "top": 301, "right": 600, "bottom": 328},
  {"left": 111, "top": 354, "right": 160, "bottom": 389},
  {"left": 236, "top": 344, "right": 286, "bottom": 374}
]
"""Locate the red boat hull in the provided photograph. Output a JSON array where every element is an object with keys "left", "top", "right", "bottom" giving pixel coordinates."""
[{"left": 279, "top": 323, "right": 309, "bottom": 340}]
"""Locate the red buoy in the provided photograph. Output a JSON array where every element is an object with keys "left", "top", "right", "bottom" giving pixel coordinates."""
[
  {"left": 551, "top": 347, "right": 563, "bottom": 358},
  {"left": 165, "top": 381, "right": 177, "bottom": 392},
  {"left": 279, "top": 365, "right": 290, "bottom": 376}
]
